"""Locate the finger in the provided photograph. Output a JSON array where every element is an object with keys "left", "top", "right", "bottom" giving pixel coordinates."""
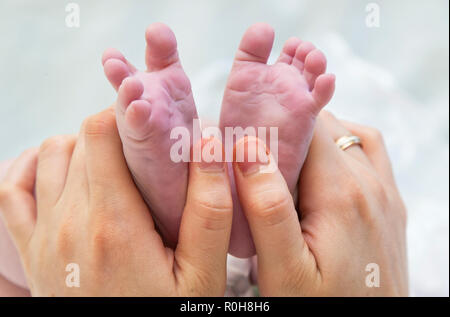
[
  {"left": 83, "top": 108, "right": 151, "bottom": 220},
  {"left": 298, "top": 115, "right": 351, "bottom": 214},
  {"left": 83, "top": 108, "right": 167, "bottom": 270},
  {"left": 62, "top": 105, "right": 116, "bottom": 210},
  {"left": 62, "top": 120, "right": 88, "bottom": 205},
  {"left": 175, "top": 138, "right": 233, "bottom": 290},
  {"left": 3, "top": 148, "right": 38, "bottom": 192},
  {"left": 84, "top": 107, "right": 125, "bottom": 193},
  {"left": 0, "top": 159, "right": 14, "bottom": 181},
  {"left": 0, "top": 148, "right": 38, "bottom": 252},
  {"left": 63, "top": 105, "right": 116, "bottom": 194},
  {"left": 35, "top": 135, "right": 76, "bottom": 213},
  {"left": 319, "top": 111, "right": 371, "bottom": 166},
  {"left": 304, "top": 114, "right": 342, "bottom": 163},
  {"left": 232, "top": 136, "right": 314, "bottom": 275},
  {"left": 340, "top": 120, "right": 396, "bottom": 185}
]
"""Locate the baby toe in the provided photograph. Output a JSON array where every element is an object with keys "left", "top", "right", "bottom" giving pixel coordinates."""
[
  {"left": 103, "top": 58, "right": 130, "bottom": 91},
  {"left": 276, "top": 37, "right": 302, "bottom": 64},
  {"left": 125, "top": 99, "right": 152, "bottom": 136},
  {"left": 117, "top": 77, "right": 144, "bottom": 111},
  {"left": 304, "top": 49, "right": 327, "bottom": 89},
  {"left": 311, "top": 73, "right": 336, "bottom": 109},
  {"left": 235, "top": 23, "right": 275, "bottom": 64},
  {"left": 292, "top": 41, "right": 315, "bottom": 71}
]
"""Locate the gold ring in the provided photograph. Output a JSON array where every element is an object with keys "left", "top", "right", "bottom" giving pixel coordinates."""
[{"left": 336, "top": 135, "right": 362, "bottom": 151}]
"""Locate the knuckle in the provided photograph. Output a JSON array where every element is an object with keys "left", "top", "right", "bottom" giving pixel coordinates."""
[
  {"left": 91, "top": 225, "right": 114, "bottom": 250},
  {"left": 56, "top": 217, "right": 75, "bottom": 258},
  {"left": 339, "top": 168, "right": 366, "bottom": 203},
  {"left": 366, "top": 178, "right": 390, "bottom": 222},
  {"left": 84, "top": 112, "right": 116, "bottom": 138},
  {"left": 20, "top": 147, "right": 38, "bottom": 158},
  {"left": 348, "top": 179, "right": 367, "bottom": 203},
  {"left": 89, "top": 214, "right": 128, "bottom": 255},
  {"left": 365, "top": 127, "right": 384, "bottom": 144},
  {"left": 39, "top": 135, "right": 73, "bottom": 155},
  {"left": 190, "top": 196, "right": 233, "bottom": 231},
  {"left": 247, "top": 188, "right": 293, "bottom": 226},
  {"left": 370, "top": 177, "right": 389, "bottom": 205},
  {"left": 337, "top": 175, "right": 371, "bottom": 219},
  {"left": 349, "top": 178, "right": 382, "bottom": 225},
  {"left": 0, "top": 183, "right": 16, "bottom": 203},
  {"left": 85, "top": 117, "right": 109, "bottom": 137},
  {"left": 194, "top": 190, "right": 233, "bottom": 213},
  {"left": 338, "top": 168, "right": 391, "bottom": 227}
]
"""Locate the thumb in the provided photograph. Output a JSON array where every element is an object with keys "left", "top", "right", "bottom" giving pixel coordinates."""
[
  {"left": 0, "top": 148, "right": 38, "bottom": 253},
  {"left": 232, "top": 136, "right": 315, "bottom": 292},
  {"left": 175, "top": 138, "right": 233, "bottom": 295}
]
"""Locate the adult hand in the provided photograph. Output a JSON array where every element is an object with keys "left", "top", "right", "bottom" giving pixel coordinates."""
[
  {"left": 0, "top": 108, "right": 233, "bottom": 296},
  {"left": 234, "top": 111, "right": 408, "bottom": 296}
]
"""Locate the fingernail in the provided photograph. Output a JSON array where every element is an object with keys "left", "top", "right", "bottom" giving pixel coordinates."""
[
  {"left": 235, "top": 137, "right": 270, "bottom": 176},
  {"left": 198, "top": 137, "right": 225, "bottom": 172}
]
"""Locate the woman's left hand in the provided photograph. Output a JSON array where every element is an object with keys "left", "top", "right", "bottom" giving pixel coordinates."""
[
  {"left": 0, "top": 107, "right": 233, "bottom": 296},
  {"left": 235, "top": 111, "right": 408, "bottom": 296}
]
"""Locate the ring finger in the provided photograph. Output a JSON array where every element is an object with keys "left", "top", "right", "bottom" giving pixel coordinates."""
[{"left": 318, "top": 111, "right": 371, "bottom": 166}]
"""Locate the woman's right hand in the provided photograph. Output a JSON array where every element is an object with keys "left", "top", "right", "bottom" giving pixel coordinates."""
[
  {"left": 0, "top": 108, "right": 233, "bottom": 296},
  {"left": 235, "top": 111, "right": 408, "bottom": 296}
]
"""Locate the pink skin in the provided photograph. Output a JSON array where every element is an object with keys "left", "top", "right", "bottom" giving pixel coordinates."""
[
  {"left": 220, "top": 23, "right": 335, "bottom": 257},
  {"left": 0, "top": 24, "right": 336, "bottom": 297},
  {"left": 0, "top": 159, "right": 30, "bottom": 294},
  {"left": 0, "top": 24, "right": 334, "bottom": 295},
  {"left": 102, "top": 23, "right": 334, "bottom": 258},
  {"left": 102, "top": 23, "right": 199, "bottom": 247}
]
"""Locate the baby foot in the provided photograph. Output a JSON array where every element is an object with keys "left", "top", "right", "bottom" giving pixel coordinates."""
[
  {"left": 220, "top": 23, "right": 335, "bottom": 257},
  {"left": 102, "top": 23, "right": 199, "bottom": 247}
]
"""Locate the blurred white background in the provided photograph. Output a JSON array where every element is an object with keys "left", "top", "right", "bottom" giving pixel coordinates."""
[{"left": 0, "top": 0, "right": 448, "bottom": 296}]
